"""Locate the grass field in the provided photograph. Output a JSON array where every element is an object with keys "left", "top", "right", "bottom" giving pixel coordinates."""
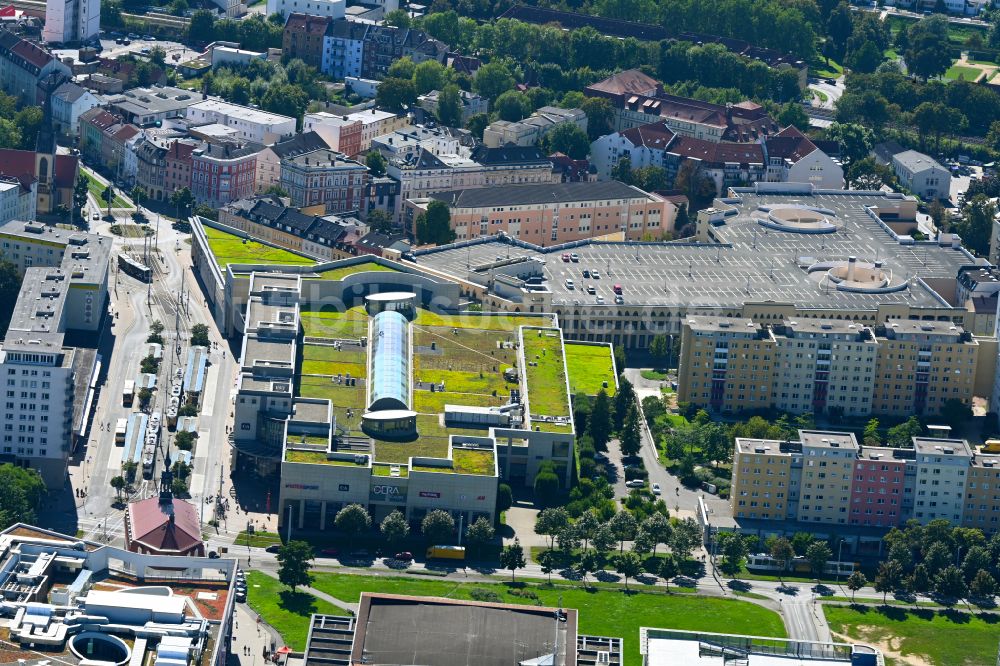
[
  {"left": 298, "top": 376, "right": 366, "bottom": 408},
  {"left": 824, "top": 605, "right": 1000, "bottom": 666},
  {"left": 301, "top": 345, "right": 367, "bottom": 377},
  {"left": 374, "top": 438, "right": 450, "bottom": 463},
  {"left": 82, "top": 169, "right": 132, "bottom": 209},
  {"left": 309, "top": 261, "right": 402, "bottom": 281},
  {"left": 564, "top": 342, "right": 616, "bottom": 397},
  {"left": 308, "top": 573, "right": 786, "bottom": 665},
  {"left": 413, "top": 311, "right": 554, "bottom": 331},
  {"left": 203, "top": 226, "right": 314, "bottom": 268},
  {"left": 234, "top": 530, "right": 282, "bottom": 548},
  {"left": 110, "top": 224, "right": 152, "bottom": 238},
  {"left": 945, "top": 64, "right": 982, "bottom": 81},
  {"left": 413, "top": 389, "right": 503, "bottom": 413},
  {"left": 641, "top": 370, "right": 669, "bottom": 381},
  {"left": 810, "top": 56, "right": 843, "bottom": 80},
  {"left": 301, "top": 306, "right": 369, "bottom": 340},
  {"left": 522, "top": 329, "right": 570, "bottom": 417},
  {"left": 244, "top": 572, "right": 343, "bottom": 650}
]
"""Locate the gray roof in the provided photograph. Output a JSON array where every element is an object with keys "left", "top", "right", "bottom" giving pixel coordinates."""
[
  {"left": 413, "top": 190, "right": 978, "bottom": 312},
  {"left": 893, "top": 149, "right": 946, "bottom": 174},
  {"left": 53, "top": 81, "right": 91, "bottom": 104},
  {"left": 428, "top": 180, "right": 651, "bottom": 208}
]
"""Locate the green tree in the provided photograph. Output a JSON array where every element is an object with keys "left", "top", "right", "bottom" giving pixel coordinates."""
[
  {"left": 533, "top": 461, "right": 561, "bottom": 507},
  {"left": 578, "top": 549, "right": 599, "bottom": 588},
  {"left": 0, "top": 464, "right": 44, "bottom": 528},
  {"left": 612, "top": 376, "right": 636, "bottom": 432},
  {"left": 335, "top": 503, "right": 372, "bottom": 545},
  {"left": 276, "top": 541, "right": 314, "bottom": 591},
  {"left": 863, "top": 418, "right": 881, "bottom": 446},
  {"left": 545, "top": 122, "right": 590, "bottom": 160},
  {"left": 846, "top": 571, "right": 867, "bottom": 602},
  {"left": 499, "top": 538, "right": 526, "bottom": 581},
  {"left": 474, "top": 61, "right": 515, "bottom": 103},
  {"left": 415, "top": 200, "right": 455, "bottom": 246},
  {"left": 913, "top": 101, "right": 967, "bottom": 152},
  {"left": 465, "top": 112, "right": 489, "bottom": 140},
  {"left": 380, "top": 510, "right": 409, "bottom": 549},
  {"left": 592, "top": 524, "right": 616, "bottom": 556},
  {"left": 673, "top": 204, "right": 690, "bottom": 235},
  {"left": 174, "top": 431, "right": 197, "bottom": 451},
  {"left": 262, "top": 184, "right": 289, "bottom": 198},
  {"left": 387, "top": 57, "right": 416, "bottom": 80},
  {"left": 905, "top": 16, "right": 953, "bottom": 81},
  {"left": 413, "top": 60, "right": 447, "bottom": 95},
  {"left": 580, "top": 96, "right": 614, "bottom": 140},
  {"left": 170, "top": 187, "right": 195, "bottom": 221},
  {"left": 845, "top": 41, "right": 883, "bottom": 73},
  {"left": 847, "top": 157, "right": 896, "bottom": 191},
  {"left": 421, "top": 509, "right": 455, "bottom": 544},
  {"left": 718, "top": 531, "right": 749, "bottom": 576},
  {"left": 670, "top": 518, "right": 702, "bottom": 561},
  {"left": 806, "top": 541, "right": 832, "bottom": 578},
  {"left": 535, "top": 507, "right": 570, "bottom": 550},
  {"left": 615, "top": 551, "right": 642, "bottom": 590},
  {"left": 383, "top": 8, "right": 411, "bottom": 27},
  {"left": 659, "top": 554, "right": 679, "bottom": 589},
  {"left": 366, "top": 209, "right": 394, "bottom": 234},
  {"left": 609, "top": 510, "right": 638, "bottom": 554},
  {"left": 365, "top": 150, "right": 387, "bottom": 177},
  {"left": 777, "top": 102, "right": 810, "bottom": 131},
  {"left": 110, "top": 475, "right": 126, "bottom": 500},
  {"left": 674, "top": 160, "right": 716, "bottom": 204},
  {"left": 261, "top": 82, "right": 309, "bottom": 121},
  {"left": 934, "top": 565, "right": 968, "bottom": 600},
  {"left": 589, "top": 389, "right": 613, "bottom": 451},
  {"left": 611, "top": 156, "right": 633, "bottom": 184},
  {"left": 768, "top": 536, "right": 795, "bottom": 579},
  {"left": 970, "top": 569, "right": 997, "bottom": 600},
  {"left": 496, "top": 483, "right": 513, "bottom": 512},
  {"left": 826, "top": 2, "right": 854, "bottom": 60},
  {"left": 887, "top": 416, "right": 923, "bottom": 448},
  {"left": 0, "top": 119, "right": 20, "bottom": 151},
  {"left": 954, "top": 195, "right": 996, "bottom": 257},
  {"left": 824, "top": 122, "right": 873, "bottom": 168},
  {"left": 641, "top": 512, "right": 672, "bottom": 556},
  {"left": 464, "top": 515, "right": 495, "bottom": 554},
  {"left": 494, "top": 90, "right": 531, "bottom": 122},
  {"left": 874, "top": 559, "right": 903, "bottom": 602},
  {"left": 649, "top": 334, "right": 670, "bottom": 369},
  {"left": 375, "top": 77, "right": 417, "bottom": 112},
  {"left": 939, "top": 399, "right": 973, "bottom": 430},
  {"left": 190, "top": 323, "right": 210, "bottom": 347},
  {"left": 188, "top": 10, "right": 217, "bottom": 43},
  {"left": 619, "top": 404, "right": 642, "bottom": 457},
  {"left": 435, "top": 84, "right": 463, "bottom": 127},
  {"left": 537, "top": 548, "right": 556, "bottom": 583},
  {"left": 137, "top": 387, "right": 152, "bottom": 410},
  {"left": 73, "top": 173, "right": 89, "bottom": 224}
]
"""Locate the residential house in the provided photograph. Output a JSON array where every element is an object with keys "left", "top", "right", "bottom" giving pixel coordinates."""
[
  {"left": 0, "top": 30, "right": 72, "bottom": 105},
  {"left": 418, "top": 89, "right": 487, "bottom": 125},
  {"left": 135, "top": 137, "right": 168, "bottom": 202},
  {"left": 279, "top": 148, "right": 366, "bottom": 214},
  {"left": 186, "top": 99, "right": 296, "bottom": 145},
  {"left": 482, "top": 107, "right": 587, "bottom": 148},
  {"left": 590, "top": 120, "right": 677, "bottom": 179},
  {"left": 304, "top": 108, "right": 407, "bottom": 155},
  {"left": 319, "top": 20, "right": 447, "bottom": 81},
  {"left": 255, "top": 131, "right": 330, "bottom": 194},
  {"left": 268, "top": 0, "right": 344, "bottom": 20},
  {"left": 50, "top": 80, "right": 100, "bottom": 139},
  {"left": 164, "top": 140, "right": 197, "bottom": 198},
  {"left": 891, "top": 149, "right": 950, "bottom": 201},
  {"left": 191, "top": 141, "right": 261, "bottom": 208},
  {"left": 43, "top": 0, "right": 100, "bottom": 44},
  {"left": 763, "top": 126, "right": 843, "bottom": 190},
  {"left": 282, "top": 13, "right": 333, "bottom": 70}
]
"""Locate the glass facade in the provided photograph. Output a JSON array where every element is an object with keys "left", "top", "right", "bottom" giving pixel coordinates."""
[{"left": 368, "top": 310, "right": 410, "bottom": 411}]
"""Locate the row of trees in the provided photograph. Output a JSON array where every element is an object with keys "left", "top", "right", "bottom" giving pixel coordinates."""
[
  {"left": 331, "top": 503, "right": 498, "bottom": 551},
  {"left": 197, "top": 58, "right": 329, "bottom": 124}
]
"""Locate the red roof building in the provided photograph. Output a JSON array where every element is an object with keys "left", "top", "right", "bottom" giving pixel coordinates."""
[{"left": 125, "top": 495, "right": 205, "bottom": 557}]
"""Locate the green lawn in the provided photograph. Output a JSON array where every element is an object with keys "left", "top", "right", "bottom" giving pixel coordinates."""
[
  {"left": 301, "top": 345, "right": 367, "bottom": 377},
  {"left": 451, "top": 448, "right": 495, "bottom": 475},
  {"left": 945, "top": 64, "right": 982, "bottom": 81},
  {"left": 824, "top": 605, "right": 1000, "bottom": 666},
  {"left": 812, "top": 89, "right": 828, "bottom": 103},
  {"left": 244, "top": 571, "right": 344, "bottom": 650},
  {"left": 810, "top": 56, "right": 843, "bottom": 80},
  {"left": 234, "top": 530, "right": 282, "bottom": 548},
  {"left": 203, "top": 225, "right": 315, "bottom": 268},
  {"left": 82, "top": 169, "right": 131, "bottom": 209},
  {"left": 301, "top": 306, "right": 370, "bottom": 340},
  {"left": 413, "top": 390, "right": 503, "bottom": 413},
  {"left": 308, "top": 260, "right": 402, "bottom": 281},
  {"left": 308, "top": 573, "right": 786, "bottom": 666},
  {"left": 297, "top": 376, "right": 366, "bottom": 408},
  {"left": 374, "top": 438, "right": 449, "bottom": 463},
  {"left": 521, "top": 328, "right": 570, "bottom": 417},
  {"left": 564, "top": 343, "right": 616, "bottom": 397},
  {"left": 413, "top": 311, "right": 555, "bottom": 331}
]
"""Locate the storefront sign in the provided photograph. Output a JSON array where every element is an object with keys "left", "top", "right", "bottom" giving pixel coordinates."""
[
  {"left": 419, "top": 491, "right": 440, "bottom": 499},
  {"left": 338, "top": 484, "right": 350, "bottom": 492},
  {"left": 285, "top": 483, "right": 319, "bottom": 490},
  {"left": 370, "top": 483, "right": 407, "bottom": 503}
]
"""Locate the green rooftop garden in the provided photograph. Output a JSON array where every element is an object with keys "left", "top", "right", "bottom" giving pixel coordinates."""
[
  {"left": 564, "top": 342, "right": 617, "bottom": 397},
  {"left": 533, "top": 421, "right": 574, "bottom": 434},
  {"left": 452, "top": 448, "right": 495, "bottom": 475},
  {"left": 372, "top": 463, "right": 409, "bottom": 477},
  {"left": 304, "top": 260, "right": 403, "bottom": 281},
  {"left": 374, "top": 439, "right": 449, "bottom": 464},
  {"left": 413, "top": 390, "right": 503, "bottom": 413},
  {"left": 414, "top": 311, "right": 555, "bottom": 331},
  {"left": 301, "top": 306, "right": 369, "bottom": 340},
  {"left": 298, "top": 376, "right": 366, "bottom": 409},
  {"left": 521, "top": 328, "right": 570, "bottom": 418},
  {"left": 301, "top": 344, "right": 367, "bottom": 377},
  {"left": 203, "top": 225, "right": 315, "bottom": 268},
  {"left": 285, "top": 434, "right": 329, "bottom": 447},
  {"left": 283, "top": 449, "right": 360, "bottom": 465}
]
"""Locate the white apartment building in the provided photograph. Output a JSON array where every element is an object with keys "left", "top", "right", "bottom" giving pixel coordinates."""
[
  {"left": 892, "top": 150, "right": 950, "bottom": 201},
  {"left": 0, "top": 178, "right": 36, "bottom": 225},
  {"left": 186, "top": 100, "right": 296, "bottom": 145},
  {"left": 304, "top": 109, "right": 407, "bottom": 155},
  {"left": 912, "top": 437, "right": 972, "bottom": 524},
  {"left": 483, "top": 107, "right": 587, "bottom": 148},
  {"left": 267, "top": 0, "right": 344, "bottom": 19},
  {"left": 43, "top": 0, "right": 100, "bottom": 44}
]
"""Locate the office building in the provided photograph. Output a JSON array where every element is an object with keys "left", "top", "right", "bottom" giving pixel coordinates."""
[
  {"left": 191, "top": 141, "right": 261, "bottom": 208},
  {"left": 891, "top": 150, "right": 950, "bottom": 201},
  {"left": 186, "top": 99, "right": 296, "bottom": 145},
  {"left": 43, "top": 0, "right": 100, "bottom": 44}
]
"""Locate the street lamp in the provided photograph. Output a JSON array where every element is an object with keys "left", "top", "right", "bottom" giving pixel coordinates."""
[{"left": 836, "top": 539, "right": 844, "bottom": 585}]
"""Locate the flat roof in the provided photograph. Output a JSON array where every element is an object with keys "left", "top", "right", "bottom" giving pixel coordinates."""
[
  {"left": 912, "top": 437, "right": 973, "bottom": 457},
  {"left": 189, "top": 99, "right": 295, "bottom": 126},
  {"left": 412, "top": 190, "right": 977, "bottom": 311},
  {"left": 798, "top": 430, "right": 859, "bottom": 451},
  {"left": 351, "top": 593, "right": 577, "bottom": 666}
]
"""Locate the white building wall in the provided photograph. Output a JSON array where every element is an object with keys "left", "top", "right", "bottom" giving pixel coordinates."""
[
  {"left": 267, "top": 0, "right": 345, "bottom": 18},
  {"left": 913, "top": 455, "right": 968, "bottom": 524},
  {"left": 785, "top": 150, "right": 843, "bottom": 190}
]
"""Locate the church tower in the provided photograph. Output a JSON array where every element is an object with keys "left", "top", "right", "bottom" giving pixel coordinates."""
[{"left": 35, "top": 75, "right": 60, "bottom": 216}]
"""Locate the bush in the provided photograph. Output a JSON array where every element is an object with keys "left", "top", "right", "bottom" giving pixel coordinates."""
[
  {"left": 469, "top": 588, "right": 502, "bottom": 603},
  {"left": 624, "top": 466, "right": 648, "bottom": 481},
  {"left": 507, "top": 588, "right": 539, "bottom": 599}
]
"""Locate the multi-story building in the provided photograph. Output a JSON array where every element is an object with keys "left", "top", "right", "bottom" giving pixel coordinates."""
[
  {"left": 0, "top": 220, "right": 110, "bottom": 487},
  {"left": 50, "top": 81, "right": 100, "bottom": 140},
  {"left": 318, "top": 21, "right": 447, "bottom": 81},
  {"left": 891, "top": 149, "right": 950, "bottom": 201},
  {"left": 770, "top": 319, "right": 878, "bottom": 417},
  {"left": 255, "top": 131, "right": 330, "bottom": 194},
  {"left": 304, "top": 109, "right": 407, "bottom": 155},
  {"left": 418, "top": 89, "right": 487, "bottom": 125},
  {"left": 849, "top": 446, "right": 911, "bottom": 529},
  {"left": 281, "top": 13, "right": 333, "bottom": 70},
  {"left": 406, "top": 180, "right": 679, "bottom": 244},
  {"left": 186, "top": 100, "right": 296, "bottom": 145},
  {"left": 105, "top": 85, "right": 199, "bottom": 126},
  {"left": 0, "top": 31, "right": 72, "bottom": 105},
  {"left": 0, "top": 177, "right": 35, "bottom": 225},
  {"left": 912, "top": 437, "right": 971, "bottom": 525},
  {"left": 279, "top": 148, "right": 366, "bottom": 214},
  {"left": 191, "top": 141, "right": 261, "bottom": 208},
  {"left": 164, "top": 139, "right": 197, "bottom": 197},
  {"left": 483, "top": 107, "right": 587, "bottom": 148},
  {"left": 796, "top": 431, "right": 858, "bottom": 525},
  {"left": 268, "top": 0, "right": 344, "bottom": 20},
  {"left": 134, "top": 136, "right": 168, "bottom": 202},
  {"left": 43, "top": 0, "right": 100, "bottom": 44},
  {"left": 678, "top": 313, "right": 980, "bottom": 420},
  {"left": 964, "top": 449, "right": 1000, "bottom": 534},
  {"left": 731, "top": 437, "right": 798, "bottom": 522},
  {"left": 585, "top": 69, "right": 778, "bottom": 140},
  {"left": 871, "top": 320, "right": 979, "bottom": 418}
]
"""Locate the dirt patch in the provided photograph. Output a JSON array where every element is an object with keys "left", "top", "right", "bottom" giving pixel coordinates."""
[{"left": 831, "top": 628, "right": 932, "bottom": 666}]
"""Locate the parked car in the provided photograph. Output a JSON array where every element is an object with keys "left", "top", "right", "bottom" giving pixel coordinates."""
[
  {"left": 586, "top": 285, "right": 596, "bottom": 295},
  {"left": 265, "top": 544, "right": 282, "bottom": 553},
  {"left": 582, "top": 269, "right": 590, "bottom": 278},
  {"left": 561, "top": 253, "right": 570, "bottom": 262},
  {"left": 591, "top": 270, "right": 601, "bottom": 279},
  {"left": 92, "top": 212, "right": 100, "bottom": 220},
  {"left": 394, "top": 551, "right": 413, "bottom": 561},
  {"left": 234, "top": 591, "right": 246, "bottom": 602},
  {"left": 595, "top": 295, "right": 605, "bottom": 304},
  {"left": 652, "top": 483, "right": 662, "bottom": 495},
  {"left": 565, "top": 279, "right": 575, "bottom": 290},
  {"left": 614, "top": 295, "right": 625, "bottom": 305},
  {"left": 625, "top": 479, "right": 646, "bottom": 488},
  {"left": 570, "top": 253, "right": 579, "bottom": 262}
]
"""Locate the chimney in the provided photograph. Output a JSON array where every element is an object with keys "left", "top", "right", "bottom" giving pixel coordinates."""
[{"left": 846, "top": 256, "right": 856, "bottom": 282}]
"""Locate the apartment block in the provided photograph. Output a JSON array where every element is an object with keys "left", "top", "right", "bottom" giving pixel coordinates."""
[
  {"left": 483, "top": 107, "right": 587, "bottom": 149},
  {"left": 279, "top": 148, "right": 366, "bottom": 214},
  {"left": 676, "top": 316, "right": 774, "bottom": 412},
  {"left": 731, "top": 437, "right": 797, "bottom": 521},
  {"left": 770, "top": 319, "right": 878, "bottom": 418},
  {"left": 871, "top": 320, "right": 978, "bottom": 418},
  {"left": 964, "top": 449, "right": 1000, "bottom": 534},
  {"left": 303, "top": 109, "right": 407, "bottom": 156},
  {"left": 911, "top": 437, "right": 971, "bottom": 524},
  {"left": 849, "top": 446, "right": 912, "bottom": 528},
  {"left": 795, "top": 431, "right": 859, "bottom": 525},
  {"left": 186, "top": 100, "right": 296, "bottom": 145}
]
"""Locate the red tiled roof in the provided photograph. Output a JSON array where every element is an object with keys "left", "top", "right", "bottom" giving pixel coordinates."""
[
  {"left": 54, "top": 154, "right": 78, "bottom": 189},
  {"left": 765, "top": 125, "right": 818, "bottom": 163},
  {"left": 621, "top": 121, "right": 676, "bottom": 150},
  {"left": 668, "top": 136, "right": 764, "bottom": 165},
  {"left": 284, "top": 12, "right": 333, "bottom": 35},
  {"left": 127, "top": 497, "right": 203, "bottom": 555},
  {"left": 0, "top": 149, "right": 78, "bottom": 193},
  {"left": 588, "top": 69, "right": 659, "bottom": 97},
  {"left": 10, "top": 38, "right": 52, "bottom": 69}
]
